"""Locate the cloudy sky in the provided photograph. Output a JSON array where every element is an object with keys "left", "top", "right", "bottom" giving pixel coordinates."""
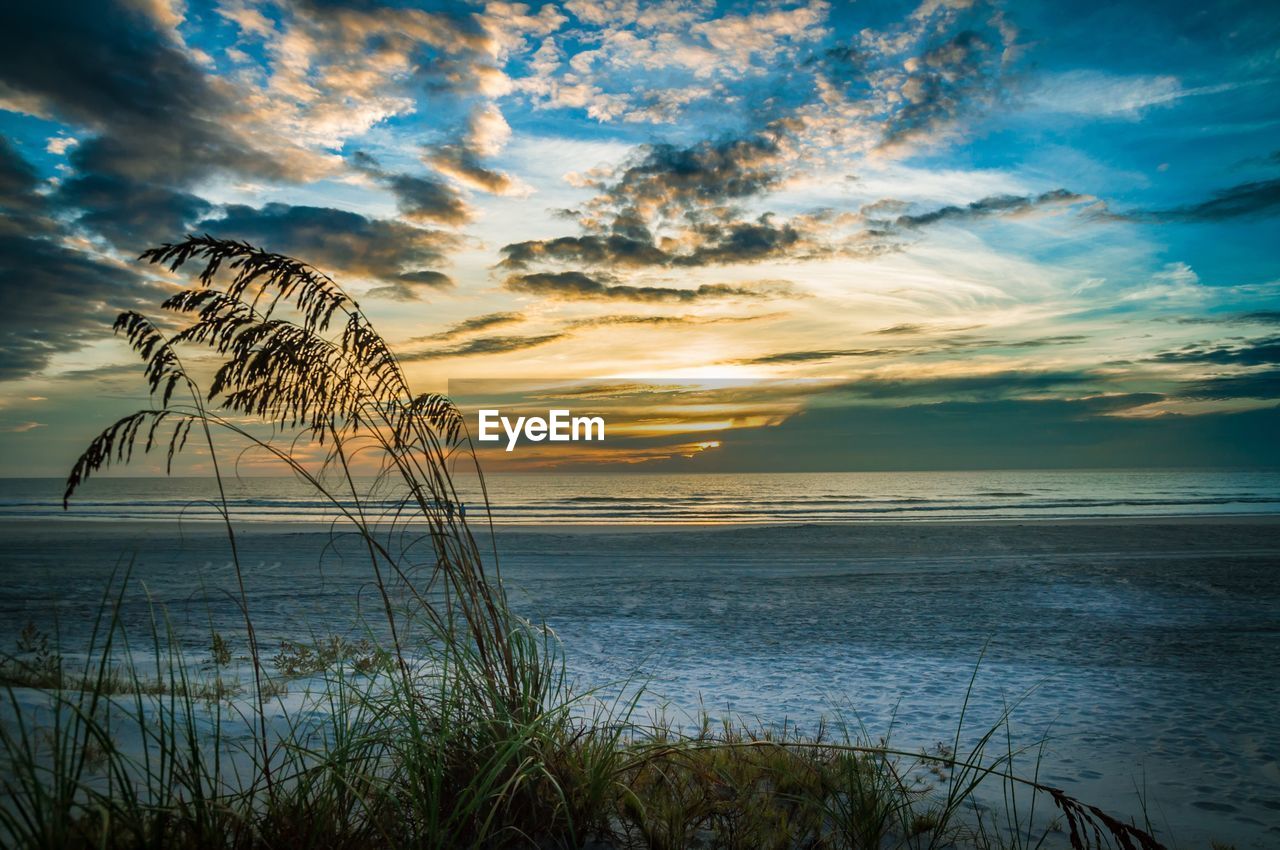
[{"left": 1, "top": 0, "right": 1278, "bottom": 474}]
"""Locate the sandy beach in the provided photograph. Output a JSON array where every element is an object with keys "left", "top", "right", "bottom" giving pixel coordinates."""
[{"left": 2, "top": 515, "right": 1278, "bottom": 847}]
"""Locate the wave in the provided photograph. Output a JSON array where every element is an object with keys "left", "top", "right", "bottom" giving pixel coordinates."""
[{"left": 6, "top": 472, "right": 1279, "bottom": 524}]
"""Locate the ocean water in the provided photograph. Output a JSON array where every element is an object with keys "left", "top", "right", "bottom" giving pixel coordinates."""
[
  {"left": 4, "top": 468, "right": 1280, "bottom": 524},
  {"left": 2, "top": 473, "right": 1279, "bottom": 847}
]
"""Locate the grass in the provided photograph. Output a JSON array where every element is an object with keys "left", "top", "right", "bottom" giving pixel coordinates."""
[{"left": 0, "top": 235, "right": 1171, "bottom": 849}]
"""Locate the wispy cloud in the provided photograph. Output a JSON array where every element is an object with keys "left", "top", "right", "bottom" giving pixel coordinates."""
[{"left": 504, "top": 271, "right": 796, "bottom": 302}]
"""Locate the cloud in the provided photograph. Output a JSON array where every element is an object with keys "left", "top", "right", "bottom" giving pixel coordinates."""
[
  {"left": 500, "top": 210, "right": 841, "bottom": 269},
  {"left": 424, "top": 143, "right": 517, "bottom": 194},
  {"left": 870, "top": 322, "right": 984, "bottom": 335},
  {"left": 525, "top": 0, "right": 828, "bottom": 122},
  {"left": 1098, "top": 179, "right": 1280, "bottom": 223},
  {"left": 566, "top": 312, "right": 779, "bottom": 330},
  {"left": 0, "top": 1, "right": 335, "bottom": 256},
  {"left": 588, "top": 135, "right": 786, "bottom": 219},
  {"left": 1178, "top": 370, "right": 1280, "bottom": 401},
  {"left": 415, "top": 311, "right": 525, "bottom": 341},
  {"left": 224, "top": 0, "right": 496, "bottom": 147},
  {"left": 829, "top": 370, "right": 1106, "bottom": 401},
  {"left": 503, "top": 129, "right": 1084, "bottom": 276},
  {"left": 500, "top": 234, "right": 669, "bottom": 269},
  {"left": 54, "top": 174, "right": 212, "bottom": 250},
  {"left": 1025, "top": 71, "right": 1250, "bottom": 120},
  {"left": 0, "top": 420, "right": 45, "bottom": 433},
  {"left": 0, "top": 135, "right": 163, "bottom": 380},
  {"left": 350, "top": 151, "right": 471, "bottom": 226},
  {"left": 0, "top": 1, "right": 293, "bottom": 186},
  {"left": 498, "top": 130, "right": 830, "bottom": 270},
  {"left": 504, "top": 271, "right": 795, "bottom": 302},
  {"left": 877, "top": 29, "right": 1000, "bottom": 153},
  {"left": 422, "top": 103, "right": 521, "bottom": 195},
  {"left": 385, "top": 173, "right": 472, "bottom": 225},
  {"left": 892, "top": 188, "right": 1092, "bottom": 228},
  {"left": 366, "top": 271, "right": 456, "bottom": 302},
  {"left": 405, "top": 309, "right": 773, "bottom": 358},
  {"left": 1154, "top": 335, "right": 1280, "bottom": 366},
  {"left": 731, "top": 335, "right": 1088, "bottom": 366},
  {"left": 735, "top": 348, "right": 898, "bottom": 365},
  {"left": 0, "top": 136, "right": 47, "bottom": 217},
  {"left": 198, "top": 203, "right": 458, "bottom": 291},
  {"left": 45, "top": 136, "right": 78, "bottom": 155},
  {"left": 0, "top": 228, "right": 155, "bottom": 379},
  {"left": 1158, "top": 179, "right": 1280, "bottom": 222},
  {"left": 1025, "top": 71, "right": 1184, "bottom": 118},
  {"left": 403, "top": 332, "right": 568, "bottom": 360}
]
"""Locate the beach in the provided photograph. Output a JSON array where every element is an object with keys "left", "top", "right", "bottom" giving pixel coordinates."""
[{"left": 2, "top": 515, "right": 1278, "bottom": 848}]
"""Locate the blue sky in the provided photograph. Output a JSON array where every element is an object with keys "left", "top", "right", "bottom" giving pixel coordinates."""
[{"left": 0, "top": 0, "right": 1278, "bottom": 473}]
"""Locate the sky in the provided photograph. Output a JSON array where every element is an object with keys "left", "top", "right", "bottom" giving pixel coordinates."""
[{"left": 0, "top": 0, "right": 1278, "bottom": 474}]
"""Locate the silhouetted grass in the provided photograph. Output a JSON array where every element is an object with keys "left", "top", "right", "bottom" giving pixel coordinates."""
[{"left": 0, "top": 236, "right": 1168, "bottom": 849}]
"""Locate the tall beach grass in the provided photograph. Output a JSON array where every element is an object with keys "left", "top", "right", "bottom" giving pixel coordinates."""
[{"left": 0, "top": 236, "right": 1169, "bottom": 849}]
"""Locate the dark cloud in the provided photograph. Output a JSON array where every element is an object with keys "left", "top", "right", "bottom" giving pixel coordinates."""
[
  {"left": 602, "top": 135, "right": 784, "bottom": 216},
  {"left": 366, "top": 271, "right": 456, "bottom": 302},
  {"left": 1158, "top": 179, "right": 1280, "bottom": 222},
  {"left": 0, "top": 135, "right": 162, "bottom": 380},
  {"left": 0, "top": 230, "right": 158, "bottom": 380},
  {"left": 0, "top": 137, "right": 46, "bottom": 217},
  {"left": 680, "top": 216, "right": 807, "bottom": 265},
  {"left": 893, "top": 189, "right": 1089, "bottom": 229},
  {"left": 383, "top": 173, "right": 470, "bottom": 226},
  {"left": 877, "top": 29, "right": 1003, "bottom": 153},
  {"left": 396, "top": 270, "right": 455, "bottom": 287},
  {"left": 1154, "top": 335, "right": 1280, "bottom": 366},
  {"left": 0, "top": 2, "right": 327, "bottom": 261},
  {"left": 831, "top": 371, "right": 1105, "bottom": 401},
  {"left": 498, "top": 130, "right": 823, "bottom": 271},
  {"left": 870, "top": 322, "right": 986, "bottom": 336},
  {"left": 1166, "top": 310, "right": 1280, "bottom": 326},
  {"left": 403, "top": 332, "right": 568, "bottom": 360},
  {"left": 1179, "top": 370, "right": 1280, "bottom": 400},
  {"left": 1100, "top": 179, "right": 1280, "bottom": 224},
  {"left": 415, "top": 312, "right": 525, "bottom": 341},
  {"left": 351, "top": 152, "right": 470, "bottom": 226},
  {"left": 735, "top": 348, "right": 897, "bottom": 365},
  {"left": 1238, "top": 311, "right": 1280, "bottom": 324},
  {"left": 54, "top": 174, "right": 212, "bottom": 250},
  {"left": 951, "top": 334, "right": 1089, "bottom": 349},
  {"left": 500, "top": 234, "right": 668, "bottom": 269},
  {"left": 504, "top": 271, "right": 793, "bottom": 303},
  {"left": 502, "top": 131, "right": 1084, "bottom": 273},
  {"left": 803, "top": 43, "right": 869, "bottom": 85},
  {"left": 872, "top": 323, "right": 930, "bottom": 335},
  {"left": 500, "top": 213, "right": 822, "bottom": 269},
  {"left": 423, "top": 144, "right": 514, "bottom": 194},
  {"left": 199, "top": 203, "right": 457, "bottom": 292},
  {"left": 732, "top": 335, "right": 1087, "bottom": 365},
  {"left": 566, "top": 313, "right": 778, "bottom": 330},
  {"left": 0, "top": 169, "right": 158, "bottom": 379},
  {"left": 0, "top": 3, "right": 280, "bottom": 185}
]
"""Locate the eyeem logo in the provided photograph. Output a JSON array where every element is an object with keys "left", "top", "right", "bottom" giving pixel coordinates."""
[{"left": 477, "top": 409, "right": 606, "bottom": 452}]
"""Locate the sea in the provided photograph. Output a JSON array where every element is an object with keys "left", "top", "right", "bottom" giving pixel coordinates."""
[{"left": 3, "top": 468, "right": 1280, "bottom": 524}]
